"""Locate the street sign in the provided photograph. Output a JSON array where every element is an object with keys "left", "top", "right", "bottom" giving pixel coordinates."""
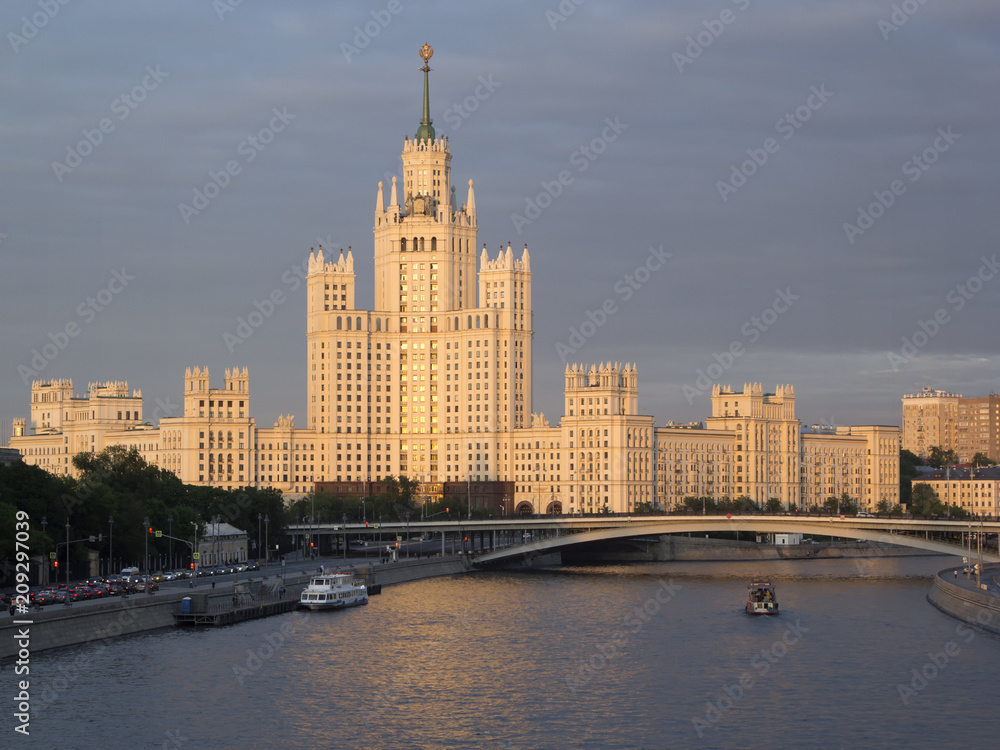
[
  {"left": 193, "top": 552, "right": 200, "bottom": 560},
  {"left": 305, "top": 533, "right": 310, "bottom": 539},
  {"left": 49, "top": 552, "right": 56, "bottom": 560},
  {"left": 155, "top": 531, "right": 162, "bottom": 538},
  {"left": 396, "top": 535, "right": 402, "bottom": 541},
  {"left": 88, "top": 535, "right": 95, "bottom": 542}
]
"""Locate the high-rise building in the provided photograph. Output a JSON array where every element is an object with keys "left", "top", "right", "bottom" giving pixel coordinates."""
[
  {"left": 9, "top": 48, "right": 901, "bottom": 512},
  {"left": 902, "top": 388, "right": 999, "bottom": 463}
]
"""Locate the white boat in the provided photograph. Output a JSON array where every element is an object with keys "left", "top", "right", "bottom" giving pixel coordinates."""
[{"left": 298, "top": 573, "right": 369, "bottom": 611}]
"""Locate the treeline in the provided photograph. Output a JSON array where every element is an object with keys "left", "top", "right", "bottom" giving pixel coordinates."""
[{"left": 0, "top": 446, "right": 284, "bottom": 570}]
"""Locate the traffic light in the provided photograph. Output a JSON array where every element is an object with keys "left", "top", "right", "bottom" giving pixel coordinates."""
[
  {"left": 148, "top": 525, "right": 153, "bottom": 534},
  {"left": 53, "top": 560, "right": 58, "bottom": 568},
  {"left": 446, "top": 507, "right": 449, "bottom": 513}
]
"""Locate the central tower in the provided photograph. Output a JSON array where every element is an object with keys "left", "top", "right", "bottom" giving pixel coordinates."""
[
  {"left": 373, "top": 42, "right": 478, "bottom": 314},
  {"left": 305, "top": 45, "right": 533, "bottom": 491}
]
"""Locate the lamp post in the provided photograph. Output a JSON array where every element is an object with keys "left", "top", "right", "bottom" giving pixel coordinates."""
[
  {"left": 264, "top": 515, "right": 270, "bottom": 578},
  {"left": 405, "top": 512, "right": 411, "bottom": 559},
  {"left": 342, "top": 513, "right": 347, "bottom": 560},
  {"left": 143, "top": 516, "right": 150, "bottom": 574},
  {"left": 108, "top": 515, "right": 113, "bottom": 577},
  {"left": 257, "top": 513, "right": 263, "bottom": 565},
  {"left": 167, "top": 515, "right": 173, "bottom": 571},
  {"left": 64, "top": 520, "right": 70, "bottom": 593}
]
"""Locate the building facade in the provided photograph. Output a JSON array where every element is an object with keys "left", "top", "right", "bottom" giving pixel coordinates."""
[
  {"left": 913, "top": 467, "right": 1000, "bottom": 517},
  {"left": 10, "top": 48, "right": 900, "bottom": 513},
  {"left": 902, "top": 388, "right": 1000, "bottom": 463}
]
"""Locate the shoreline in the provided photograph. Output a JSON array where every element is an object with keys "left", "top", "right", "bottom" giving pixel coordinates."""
[
  {"left": 927, "top": 564, "right": 1000, "bottom": 636},
  {"left": 0, "top": 555, "right": 470, "bottom": 661}
]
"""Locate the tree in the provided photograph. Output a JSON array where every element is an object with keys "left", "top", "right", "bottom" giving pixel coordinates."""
[
  {"left": 971, "top": 452, "right": 997, "bottom": 467},
  {"left": 876, "top": 499, "right": 891, "bottom": 515},
  {"left": 765, "top": 497, "right": 782, "bottom": 514},
  {"left": 898, "top": 448, "right": 924, "bottom": 506},
  {"left": 927, "top": 446, "right": 959, "bottom": 469},
  {"left": 910, "top": 483, "right": 943, "bottom": 515}
]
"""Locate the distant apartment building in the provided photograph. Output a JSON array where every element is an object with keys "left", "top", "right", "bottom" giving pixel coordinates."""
[
  {"left": 902, "top": 387, "right": 1000, "bottom": 463},
  {"left": 913, "top": 467, "right": 1000, "bottom": 517}
]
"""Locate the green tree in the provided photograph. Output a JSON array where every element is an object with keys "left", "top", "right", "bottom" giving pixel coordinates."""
[
  {"left": 971, "top": 452, "right": 997, "bottom": 467},
  {"left": 765, "top": 497, "right": 782, "bottom": 514},
  {"left": 899, "top": 448, "right": 923, "bottom": 506},
  {"left": 927, "top": 446, "right": 959, "bottom": 469},
  {"left": 910, "top": 483, "right": 943, "bottom": 515}
]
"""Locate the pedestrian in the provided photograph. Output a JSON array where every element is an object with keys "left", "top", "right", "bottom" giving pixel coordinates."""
[
  {"left": 211, "top": 579, "right": 216, "bottom": 589},
  {"left": 954, "top": 570, "right": 958, "bottom": 578}
]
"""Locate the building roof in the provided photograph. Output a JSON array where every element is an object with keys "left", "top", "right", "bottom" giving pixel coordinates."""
[
  {"left": 202, "top": 521, "right": 246, "bottom": 537},
  {"left": 920, "top": 467, "right": 1000, "bottom": 481}
]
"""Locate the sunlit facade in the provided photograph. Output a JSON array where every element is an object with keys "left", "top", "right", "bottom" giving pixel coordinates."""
[{"left": 10, "top": 50, "right": 900, "bottom": 512}]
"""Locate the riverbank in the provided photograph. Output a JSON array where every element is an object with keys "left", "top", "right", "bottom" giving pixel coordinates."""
[
  {"left": 927, "top": 564, "right": 1000, "bottom": 636},
  {"left": 0, "top": 555, "right": 470, "bottom": 660}
]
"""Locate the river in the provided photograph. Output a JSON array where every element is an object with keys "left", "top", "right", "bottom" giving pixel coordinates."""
[{"left": 11, "top": 555, "right": 1000, "bottom": 749}]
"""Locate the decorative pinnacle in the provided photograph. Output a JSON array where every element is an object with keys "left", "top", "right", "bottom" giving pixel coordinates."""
[
  {"left": 415, "top": 43, "right": 436, "bottom": 142},
  {"left": 419, "top": 43, "right": 433, "bottom": 71}
]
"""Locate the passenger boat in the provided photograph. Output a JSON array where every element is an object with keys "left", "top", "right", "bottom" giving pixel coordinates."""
[
  {"left": 745, "top": 577, "right": 779, "bottom": 615},
  {"left": 298, "top": 573, "right": 369, "bottom": 611}
]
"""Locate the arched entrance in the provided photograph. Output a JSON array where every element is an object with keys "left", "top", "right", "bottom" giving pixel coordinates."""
[
  {"left": 515, "top": 502, "right": 534, "bottom": 517},
  {"left": 546, "top": 501, "right": 563, "bottom": 515}
]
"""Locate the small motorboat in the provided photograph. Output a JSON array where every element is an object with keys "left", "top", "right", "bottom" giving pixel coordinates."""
[{"left": 746, "top": 577, "right": 778, "bottom": 615}]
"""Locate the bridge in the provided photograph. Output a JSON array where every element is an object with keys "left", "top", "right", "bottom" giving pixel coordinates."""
[{"left": 287, "top": 515, "right": 1000, "bottom": 566}]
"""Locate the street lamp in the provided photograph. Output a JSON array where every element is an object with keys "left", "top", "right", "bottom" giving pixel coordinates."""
[
  {"left": 264, "top": 514, "right": 270, "bottom": 578},
  {"left": 342, "top": 513, "right": 347, "bottom": 560},
  {"left": 257, "top": 513, "right": 263, "bottom": 564},
  {"left": 108, "top": 515, "right": 113, "bottom": 577},
  {"left": 143, "top": 516, "right": 150, "bottom": 574},
  {"left": 405, "top": 512, "right": 411, "bottom": 559},
  {"left": 64, "top": 520, "right": 70, "bottom": 594},
  {"left": 167, "top": 515, "right": 173, "bottom": 570},
  {"left": 310, "top": 494, "right": 316, "bottom": 559}
]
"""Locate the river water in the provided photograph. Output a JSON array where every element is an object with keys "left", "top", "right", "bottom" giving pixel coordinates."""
[{"left": 11, "top": 555, "right": 1000, "bottom": 749}]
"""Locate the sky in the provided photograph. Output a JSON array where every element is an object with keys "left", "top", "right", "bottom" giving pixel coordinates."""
[{"left": 2, "top": 0, "right": 998, "bottom": 441}]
